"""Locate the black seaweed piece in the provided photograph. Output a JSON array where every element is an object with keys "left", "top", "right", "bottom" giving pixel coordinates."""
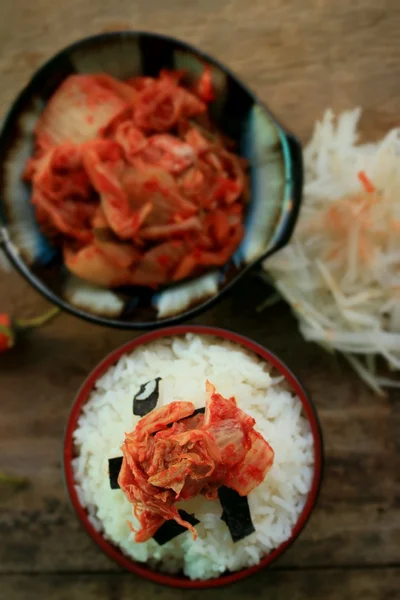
[
  {"left": 193, "top": 407, "right": 206, "bottom": 416},
  {"left": 133, "top": 377, "right": 162, "bottom": 416},
  {"left": 154, "top": 406, "right": 206, "bottom": 434},
  {"left": 218, "top": 486, "right": 255, "bottom": 542},
  {"left": 108, "top": 456, "right": 123, "bottom": 489},
  {"left": 178, "top": 406, "right": 206, "bottom": 422},
  {"left": 152, "top": 510, "right": 200, "bottom": 546}
]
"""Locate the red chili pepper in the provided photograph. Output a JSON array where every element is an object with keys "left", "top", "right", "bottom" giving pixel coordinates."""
[
  {"left": 196, "top": 65, "right": 215, "bottom": 103},
  {"left": 0, "top": 308, "right": 59, "bottom": 354},
  {"left": 0, "top": 314, "right": 15, "bottom": 353}
]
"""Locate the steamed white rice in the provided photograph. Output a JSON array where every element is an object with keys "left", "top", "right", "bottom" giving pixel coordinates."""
[{"left": 72, "top": 334, "right": 315, "bottom": 580}]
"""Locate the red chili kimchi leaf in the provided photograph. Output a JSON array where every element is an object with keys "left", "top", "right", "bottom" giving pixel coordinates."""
[
  {"left": 129, "top": 134, "right": 196, "bottom": 175},
  {"left": 139, "top": 216, "right": 202, "bottom": 241},
  {"left": 35, "top": 75, "right": 129, "bottom": 146},
  {"left": 121, "top": 165, "right": 196, "bottom": 227},
  {"left": 29, "top": 144, "right": 96, "bottom": 242},
  {"left": 129, "top": 240, "right": 189, "bottom": 287},
  {"left": 118, "top": 382, "right": 274, "bottom": 542},
  {"left": 64, "top": 243, "right": 134, "bottom": 287},
  {"left": 133, "top": 70, "right": 206, "bottom": 132},
  {"left": 93, "top": 228, "right": 141, "bottom": 268},
  {"left": 113, "top": 120, "right": 147, "bottom": 161}
]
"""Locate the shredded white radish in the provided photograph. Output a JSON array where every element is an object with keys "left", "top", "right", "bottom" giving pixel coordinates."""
[{"left": 264, "top": 109, "right": 400, "bottom": 395}]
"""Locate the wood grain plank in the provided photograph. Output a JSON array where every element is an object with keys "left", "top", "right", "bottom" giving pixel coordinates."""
[
  {"left": 0, "top": 0, "right": 399, "bottom": 142},
  {"left": 2, "top": 570, "right": 400, "bottom": 600},
  {"left": 0, "top": 502, "right": 398, "bottom": 573}
]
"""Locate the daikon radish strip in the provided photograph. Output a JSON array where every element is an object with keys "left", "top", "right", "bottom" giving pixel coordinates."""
[{"left": 263, "top": 109, "right": 400, "bottom": 395}]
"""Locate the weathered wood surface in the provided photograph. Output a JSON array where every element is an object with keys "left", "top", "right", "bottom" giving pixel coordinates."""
[
  {"left": 2, "top": 570, "right": 400, "bottom": 600},
  {"left": 0, "top": 1, "right": 399, "bottom": 598}
]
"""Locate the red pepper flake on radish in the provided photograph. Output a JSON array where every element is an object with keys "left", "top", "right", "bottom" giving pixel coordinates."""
[{"left": 358, "top": 170, "right": 376, "bottom": 193}]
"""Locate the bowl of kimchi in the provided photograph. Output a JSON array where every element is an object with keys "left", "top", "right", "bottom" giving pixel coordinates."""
[{"left": 0, "top": 32, "right": 302, "bottom": 329}]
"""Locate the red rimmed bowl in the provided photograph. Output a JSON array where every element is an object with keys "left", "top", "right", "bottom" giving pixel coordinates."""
[{"left": 64, "top": 325, "right": 323, "bottom": 588}]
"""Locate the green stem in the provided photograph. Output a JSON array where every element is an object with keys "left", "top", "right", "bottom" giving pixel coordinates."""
[
  {"left": 256, "top": 292, "right": 282, "bottom": 313},
  {"left": 0, "top": 323, "right": 12, "bottom": 337},
  {"left": 0, "top": 471, "right": 28, "bottom": 488},
  {"left": 14, "top": 307, "right": 60, "bottom": 330}
]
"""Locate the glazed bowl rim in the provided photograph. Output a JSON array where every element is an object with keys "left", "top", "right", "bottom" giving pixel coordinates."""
[{"left": 63, "top": 324, "right": 324, "bottom": 589}]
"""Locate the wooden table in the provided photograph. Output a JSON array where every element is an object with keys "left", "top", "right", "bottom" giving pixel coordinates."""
[{"left": 0, "top": 1, "right": 399, "bottom": 598}]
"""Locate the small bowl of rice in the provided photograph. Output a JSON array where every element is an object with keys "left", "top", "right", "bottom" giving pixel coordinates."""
[{"left": 64, "top": 325, "right": 323, "bottom": 588}]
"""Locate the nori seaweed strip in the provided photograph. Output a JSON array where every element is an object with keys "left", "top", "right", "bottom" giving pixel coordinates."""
[
  {"left": 154, "top": 406, "right": 206, "bottom": 434},
  {"left": 133, "top": 377, "right": 162, "bottom": 416},
  {"left": 192, "top": 407, "right": 206, "bottom": 416},
  {"left": 218, "top": 486, "right": 255, "bottom": 542},
  {"left": 153, "top": 510, "right": 200, "bottom": 546},
  {"left": 178, "top": 406, "right": 206, "bottom": 422},
  {"left": 108, "top": 456, "right": 123, "bottom": 489}
]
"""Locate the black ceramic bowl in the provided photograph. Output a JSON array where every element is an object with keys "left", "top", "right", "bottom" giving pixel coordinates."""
[{"left": 0, "top": 31, "right": 302, "bottom": 329}]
